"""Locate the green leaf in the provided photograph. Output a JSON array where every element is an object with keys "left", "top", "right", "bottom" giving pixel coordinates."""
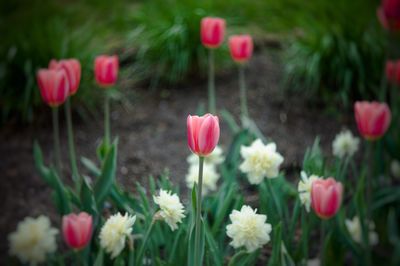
[
  {"left": 94, "top": 139, "right": 118, "bottom": 208},
  {"left": 81, "top": 156, "right": 101, "bottom": 177},
  {"left": 48, "top": 168, "right": 71, "bottom": 215},
  {"left": 204, "top": 222, "right": 222, "bottom": 266},
  {"left": 80, "top": 176, "right": 98, "bottom": 216},
  {"left": 33, "top": 141, "right": 53, "bottom": 186},
  {"left": 187, "top": 217, "right": 205, "bottom": 266},
  {"left": 269, "top": 222, "right": 282, "bottom": 266}
]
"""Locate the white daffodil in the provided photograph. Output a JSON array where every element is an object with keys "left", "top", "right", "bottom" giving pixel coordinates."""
[
  {"left": 185, "top": 163, "right": 220, "bottom": 195},
  {"left": 332, "top": 130, "right": 360, "bottom": 159},
  {"left": 153, "top": 189, "right": 185, "bottom": 231},
  {"left": 298, "top": 171, "right": 321, "bottom": 212},
  {"left": 226, "top": 205, "right": 272, "bottom": 253},
  {"left": 239, "top": 139, "right": 284, "bottom": 185},
  {"left": 345, "top": 216, "right": 378, "bottom": 246},
  {"left": 8, "top": 215, "right": 58, "bottom": 265},
  {"left": 99, "top": 212, "right": 136, "bottom": 258},
  {"left": 187, "top": 145, "right": 224, "bottom": 166}
]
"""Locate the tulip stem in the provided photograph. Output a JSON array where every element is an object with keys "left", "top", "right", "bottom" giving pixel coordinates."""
[
  {"left": 65, "top": 98, "right": 79, "bottom": 185},
  {"left": 208, "top": 49, "right": 216, "bottom": 114},
  {"left": 52, "top": 107, "right": 63, "bottom": 178},
  {"left": 104, "top": 92, "right": 111, "bottom": 148},
  {"left": 320, "top": 221, "right": 325, "bottom": 265},
  {"left": 136, "top": 218, "right": 155, "bottom": 265},
  {"left": 239, "top": 65, "right": 249, "bottom": 119},
  {"left": 194, "top": 156, "right": 205, "bottom": 266}
]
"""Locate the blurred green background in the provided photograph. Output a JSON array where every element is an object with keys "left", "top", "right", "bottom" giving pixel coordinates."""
[{"left": 0, "top": 0, "right": 391, "bottom": 124}]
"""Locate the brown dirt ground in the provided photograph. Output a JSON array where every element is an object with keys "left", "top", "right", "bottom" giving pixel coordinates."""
[{"left": 0, "top": 50, "right": 355, "bottom": 263}]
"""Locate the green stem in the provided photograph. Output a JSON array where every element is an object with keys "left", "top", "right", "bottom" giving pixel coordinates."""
[
  {"left": 228, "top": 249, "right": 247, "bottom": 266},
  {"left": 65, "top": 98, "right": 79, "bottom": 185},
  {"left": 301, "top": 210, "right": 309, "bottom": 262},
  {"left": 208, "top": 49, "right": 216, "bottom": 114},
  {"left": 239, "top": 65, "right": 249, "bottom": 119},
  {"left": 104, "top": 92, "right": 110, "bottom": 148},
  {"left": 266, "top": 178, "right": 283, "bottom": 222},
  {"left": 52, "top": 107, "right": 63, "bottom": 178},
  {"left": 136, "top": 218, "right": 155, "bottom": 265},
  {"left": 320, "top": 221, "right": 325, "bottom": 266},
  {"left": 194, "top": 156, "right": 205, "bottom": 266},
  {"left": 289, "top": 199, "right": 300, "bottom": 250}
]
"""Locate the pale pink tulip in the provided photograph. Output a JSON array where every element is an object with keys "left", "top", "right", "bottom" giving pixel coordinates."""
[
  {"left": 94, "top": 55, "right": 119, "bottom": 87},
  {"left": 354, "top": 101, "right": 391, "bottom": 141},
  {"left": 187, "top": 113, "right": 220, "bottom": 156},
  {"left": 201, "top": 17, "right": 226, "bottom": 49},
  {"left": 228, "top": 35, "right": 253, "bottom": 63},
  {"left": 36, "top": 68, "right": 69, "bottom": 107},
  {"left": 311, "top": 178, "right": 343, "bottom": 219},
  {"left": 49, "top": 59, "right": 81, "bottom": 95},
  {"left": 62, "top": 212, "right": 93, "bottom": 250}
]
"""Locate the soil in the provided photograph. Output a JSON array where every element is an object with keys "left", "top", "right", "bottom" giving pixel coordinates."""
[{"left": 0, "top": 50, "right": 355, "bottom": 263}]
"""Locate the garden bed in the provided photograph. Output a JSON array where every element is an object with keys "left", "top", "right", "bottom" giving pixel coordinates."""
[{"left": 0, "top": 51, "right": 355, "bottom": 263}]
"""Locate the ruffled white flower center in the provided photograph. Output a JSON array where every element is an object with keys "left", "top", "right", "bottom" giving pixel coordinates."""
[
  {"left": 332, "top": 130, "right": 359, "bottom": 159},
  {"left": 226, "top": 205, "right": 272, "bottom": 252},
  {"left": 8, "top": 215, "right": 58, "bottom": 265},
  {"left": 153, "top": 189, "right": 185, "bottom": 231},
  {"left": 99, "top": 213, "right": 136, "bottom": 259},
  {"left": 239, "top": 139, "right": 284, "bottom": 184}
]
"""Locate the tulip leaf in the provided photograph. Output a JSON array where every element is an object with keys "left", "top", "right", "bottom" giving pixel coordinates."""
[
  {"left": 94, "top": 139, "right": 118, "bottom": 208},
  {"left": 48, "top": 168, "right": 71, "bottom": 215},
  {"left": 81, "top": 156, "right": 101, "bottom": 177},
  {"left": 187, "top": 217, "right": 205, "bottom": 266},
  {"left": 80, "top": 176, "right": 98, "bottom": 216},
  {"left": 33, "top": 141, "right": 53, "bottom": 186},
  {"left": 204, "top": 221, "right": 222, "bottom": 266}
]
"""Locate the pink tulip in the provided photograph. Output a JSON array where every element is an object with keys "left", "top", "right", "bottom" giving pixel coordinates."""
[
  {"left": 311, "top": 178, "right": 343, "bottom": 219},
  {"left": 377, "top": 0, "right": 400, "bottom": 31},
  {"left": 94, "top": 55, "right": 119, "bottom": 87},
  {"left": 201, "top": 17, "right": 226, "bottom": 49},
  {"left": 49, "top": 59, "right": 81, "bottom": 95},
  {"left": 62, "top": 212, "right": 93, "bottom": 250},
  {"left": 228, "top": 35, "right": 253, "bottom": 63},
  {"left": 36, "top": 68, "right": 69, "bottom": 107},
  {"left": 187, "top": 113, "right": 220, "bottom": 156},
  {"left": 386, "top": 60, "right": 400, "bottom": 85},
  {"left": 354, "top": 101, "right": 392, "bottom": 141}
]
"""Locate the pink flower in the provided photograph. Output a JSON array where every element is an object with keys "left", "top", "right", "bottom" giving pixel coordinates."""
[
  {"left": 49, "top": 59, "right": 81, "bottom": 96},
  {"left": 36, "top": 68, "right": 69, "bottom": 107},
  {"left": 62, "top": 212, "right": 93, "bottom": 250},
  {"left": 377, "top": 0, "right": 400, "bottom": 31},
  {"left": 311, "top": 178, "right": 343, "bottom": 219},
  {"left": 386, "top": 60, "right": 400, "bottom": 86},
  {"left": 94, "top": 55, "right": 119, "bottom": 87},
  {"left": 201, "top": 17, "right": 226, "bottom": 49},
  {"left": 228, "top": 35, "right": 253, "bottom": 63},
  {"left": 354, "top": 101, "right": 392, "bottom": 141},
  {"left": 187, "top": 113, "right": 220, "bottom": 156}
]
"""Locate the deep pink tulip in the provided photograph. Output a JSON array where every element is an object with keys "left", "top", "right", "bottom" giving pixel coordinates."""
[
  {"left": 37, "top": 68, "right": 69, "bottom": 107},
  {"left": 377, "top": 0, "right": 400, "bottom": 31},
  {"left": 187, "top": 113, "right": 220, "bottom": 156},
  {"left": 62, "top": 212, "right": 93, "bottom": 250},
  {"left": 201, "top": 17, "right": 226, "bottom": 49},
  {"left": 94, "top": 55, "right": 119, "bottom": 87},
  {"left": 228, "top": 35, "right": 253, "bottom": 63},
  {"left": 386, "top": 60, "right": 400, "bottom": 85},
  {"left": 49, "top": 59, "right": 81, "bottom": 95},
  {"left": 311, "top": 178, "right": 343, "bottom": 219},
  {"left": 354, "top": 101, "right": 392, "bottom": 141}
]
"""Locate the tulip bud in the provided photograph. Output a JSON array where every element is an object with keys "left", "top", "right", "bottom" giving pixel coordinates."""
[
  {"left": 62, "top": 212, "right": 93, "bottom": 250},
  {"left": 377, "top": 0, "right": 400, "bottom": 31},
  {"left": 187, "top": 113, "right": 220, "bottom": 156},
  {"left": 36, "top": 68, "right": 69, "bottom": 107},
  {"left": 354, "top": 101, "right": 391, "bottom": 141},
  {"left": 94, "top": 55, "right": 119, "bottom": 87},
  {"left": 311, "top": 178, "right": 343, "bottom": 219},
  {"left": 228, "top": 35, "right": 253, "bottom": 63},
  {"left": 385, "top": 60, "right": 400, "bottom": 86},
  {"left": 201, "top": 17, "right": 226, "bottom": 49},
  {"left": 49, "top": 59, "right": 81, "bottom": 96}
]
